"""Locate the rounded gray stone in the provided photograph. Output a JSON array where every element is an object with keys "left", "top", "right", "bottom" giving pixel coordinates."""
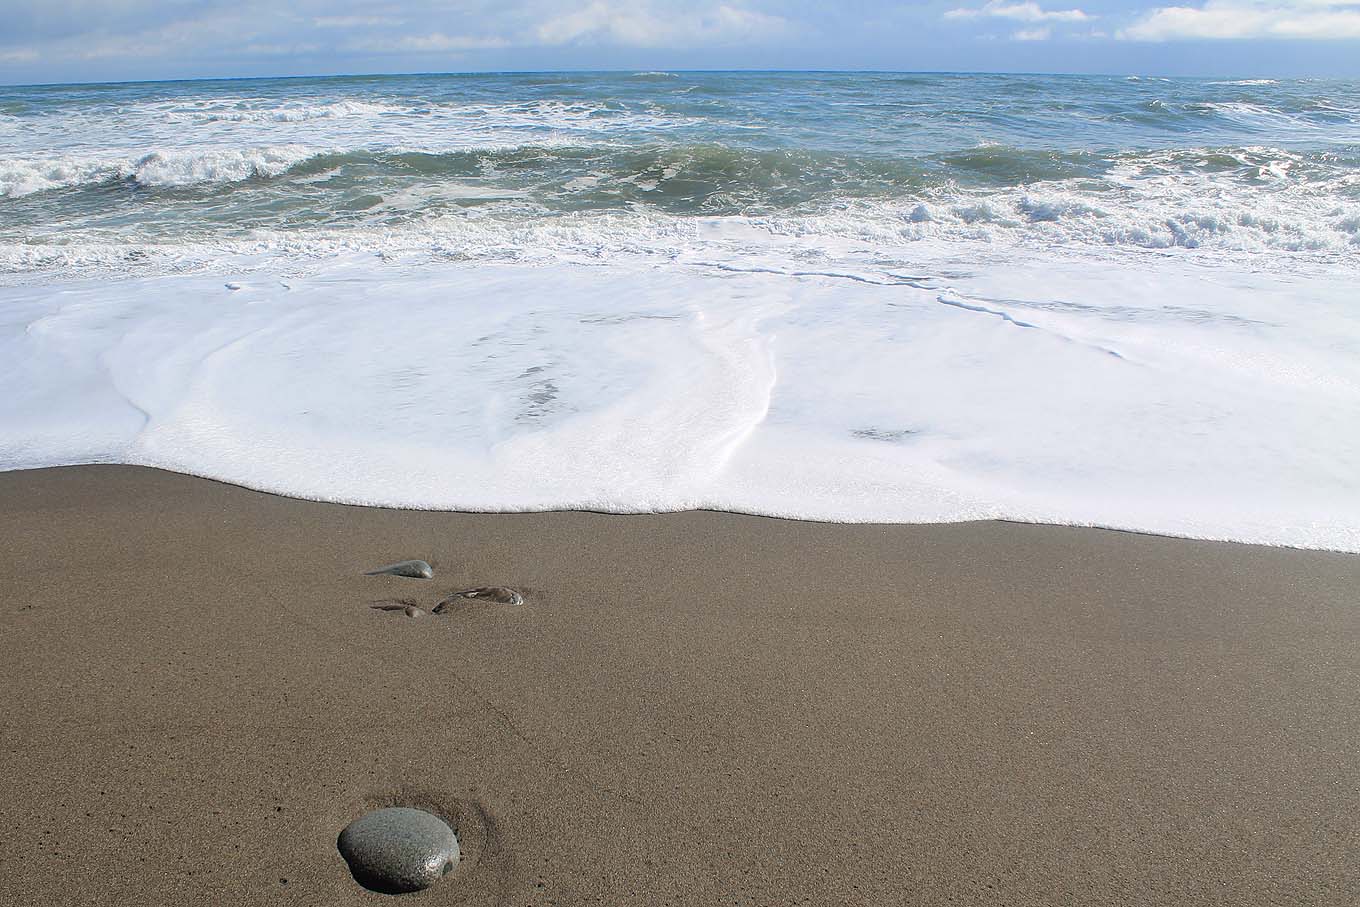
[
  {"left": 433, "top": 587, "right": 524, "bottom": 613},
  {"left": 337, "top": 807, "right": 459, "bottom": 894},
  {"left": 364, "top": 559, "right": 434, "bottom": 579}
]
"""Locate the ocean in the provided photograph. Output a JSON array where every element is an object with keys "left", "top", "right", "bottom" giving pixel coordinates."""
[{"left": 1, "top": 71, "right": 1357, "bottom": 550}]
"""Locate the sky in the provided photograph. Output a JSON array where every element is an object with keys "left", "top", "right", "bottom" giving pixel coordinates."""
[{"left": 2, "top": 0, "right": 1359, "bottom": 85}]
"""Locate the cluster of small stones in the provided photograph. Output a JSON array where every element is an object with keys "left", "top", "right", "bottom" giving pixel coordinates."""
[
  {"left": 344, "top": 564, "right": 520, "bottom": 894},
  {"left": 364, "top": 560, "right": 523, "bottom": 617}
]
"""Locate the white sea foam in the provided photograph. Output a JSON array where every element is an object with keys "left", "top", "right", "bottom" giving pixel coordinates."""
[
  {"left": 169, "top": 99, "right": 400, "bottom": 124},
  {"left": 2, "top": 246, "right": 1357, "bottom": 551},
  {"left": 130, "top": 145, "right": 316, "bottom": 187},
  {"left": 3, "top": 178, "right": 1357, "bottom": 282},
  {"left": 0, "top": 145, "right": 318, "bottom": 196},
  {"left": 1186, "top": 100, "right": 1324, "bottom": 131},
  {"left": 0, "top": 157, "right": 117, "bottom": 197}
]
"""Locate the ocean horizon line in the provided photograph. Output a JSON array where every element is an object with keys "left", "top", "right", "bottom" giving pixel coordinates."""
[{"left": 4, "top": 66, "right": 1348, "bottom": 91}]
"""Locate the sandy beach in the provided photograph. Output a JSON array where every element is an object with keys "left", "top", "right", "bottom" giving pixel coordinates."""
[{"left": 0, "top": 463, "right": 1356, "bottom": 905}]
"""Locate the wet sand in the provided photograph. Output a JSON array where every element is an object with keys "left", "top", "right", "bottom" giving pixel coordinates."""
[{"left": 0, "top": 464, "right": 1356, "bottom": 906}]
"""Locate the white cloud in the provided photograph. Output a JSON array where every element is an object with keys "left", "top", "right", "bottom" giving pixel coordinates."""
[
  {"left": 313, "top": 16, "right": 408, "bottom": 29},
  {"left": 349, "top": 33, "right": 511, "bottom": 53},
  {"left": 0, "top": 0, "right": 792, "bottom": 72},
  {"left": 534, "top": 1, "right": 788, "bottom": 47},
  {"left": 1120, "top": 0, "right": 1360, "bottom": 40},
  {"left": 945, "top": 1, "right": 1091, "bottom": 23},
  {"left": 1013, "top": 26, "right": 1053, "bottom": 38},
  {"left": 242, "top": 42, "right": 321, "bottom": 55},
  {"left": 73, "top": 14, "right": 264, "bottom": 60}
]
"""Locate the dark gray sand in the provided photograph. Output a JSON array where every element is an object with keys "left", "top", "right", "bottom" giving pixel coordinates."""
[{"left": 0, "top": 464, "right": 1357, "bottom": 906}]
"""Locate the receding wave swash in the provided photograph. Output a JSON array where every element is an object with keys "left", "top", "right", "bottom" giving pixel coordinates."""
[{"left": 2, "top": 72, "right": 1358, "bottom": 551}]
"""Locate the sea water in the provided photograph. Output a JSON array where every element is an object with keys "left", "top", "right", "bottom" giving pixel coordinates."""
[{"left": 1, "top": 71, "right": 1357, "bottom": 550}]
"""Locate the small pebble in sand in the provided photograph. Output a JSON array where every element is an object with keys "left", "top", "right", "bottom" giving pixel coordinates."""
[
  {"left": 369, "top": 601, "right": 410, "bottom": 612},
  {"left": 433, "top": 587, "right": 525, "bottom": 612},
  {"left": 337, "top": 807, "right": 459, "bottom": 894},
  {"left": 369, "top": 601, "right": 424, "bottom": 618},
  {"left": 364, "top": 559, "right": 434, "bottom": 579}
]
